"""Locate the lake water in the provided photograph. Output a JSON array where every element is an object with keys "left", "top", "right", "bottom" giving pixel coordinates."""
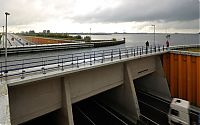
[
  {"left": 0, "top": 33, "right": 199, "bottom": 61},
  {"left": 89, "top": 33, "right": 199, "bottom": 47}
]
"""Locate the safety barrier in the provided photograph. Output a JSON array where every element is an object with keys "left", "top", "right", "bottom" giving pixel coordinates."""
[{"left": 0, "top": 45, "right": 168, "bottom": 81}]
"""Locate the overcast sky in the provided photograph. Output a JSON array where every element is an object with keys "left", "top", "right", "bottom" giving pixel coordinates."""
[{"left": 0, "top": 0, "right": 199, "bottom": 33}]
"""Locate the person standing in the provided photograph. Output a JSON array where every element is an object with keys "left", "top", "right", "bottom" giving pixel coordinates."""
[
  {"left": 145, "top": 41, "right": 149, "bottom": 54},
  {"left": 166, "top": 40, "right": 169, "bottom": 48}
]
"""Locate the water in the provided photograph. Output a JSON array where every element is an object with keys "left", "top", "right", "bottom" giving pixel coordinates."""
[
  {"left": 0, "top": 33, "right": 199, "bottom": 61},
  {"left": 88, "top": 33, "right": 199, "bottom": 47}
]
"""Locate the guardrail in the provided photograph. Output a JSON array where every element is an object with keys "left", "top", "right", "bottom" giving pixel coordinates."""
[{"left": 0, "top": 45, "right": 168, "bottom": 81}]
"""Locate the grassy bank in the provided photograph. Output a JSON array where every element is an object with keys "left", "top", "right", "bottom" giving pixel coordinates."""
[{"left": 19, "top": 33, "right": 83, "bottom": 41}]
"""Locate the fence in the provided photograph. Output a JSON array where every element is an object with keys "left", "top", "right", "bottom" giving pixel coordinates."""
[{"left": 0, "top": 45, "right": 167, "bottom": 81}]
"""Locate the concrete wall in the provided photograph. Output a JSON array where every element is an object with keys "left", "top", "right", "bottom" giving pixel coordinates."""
[
  {"left": 7, "top": 54, "right": 169, "bottom": 125},
  {"left": 133, "top": 56, "right": 171, "bottom": 100}
]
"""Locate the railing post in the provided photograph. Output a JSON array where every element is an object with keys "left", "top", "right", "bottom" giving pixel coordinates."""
[
  {"left": 137, "top": 46, "right": 138, "bottom": 55},
  {"left": 134, "top": 49, "right": 135, "bottom": 56},
  {"left": 94, "top": 51, "right": 96, "bottom": 64},
  {"left": 154, "top": 46, "right": 156, "bottom": 52},
  {"left": 131, "top": 47, "right": 133, "bottom": 56},
  {"left": 150, "top": 45, "right": 152, "bottom": 53},
  {"left": 163, "top": 45, "right": 164, "bottom": 51},
  {"left": 21, "top": 59, "right": 25, "bottom": 79},
  {"left": 126, "top": 48, "right": 129, "bottom": 58},
  {"left": 102, "top": 50, "right": 104, "bottom": 63},
  {"left": 111, "top": 49, "right": 113, "bottom": 61},
  {"left": 42, "top": 58, "right": 46, "bottom": 74},
  {"left": 142, "top": 46, "right": 143, "bottom": 54},
  {"left": 77, "top": 56, "right": 79, "bottom": 68},
  {"left": 119, "top": 49, "right": 121, "bottom": 59},
  {"left": 83, "top": 52, "right": 85, "bottom": 64},
  {"left": 71, "top": 54, "right": 74, "bottom": 67},
  {"left": 90, "top": 54, "right": 92, "bottom": 65},
  {"left": 61, "top": 58, "right": 64, "bottom": 71},
  {"left": 58, "top": 55, "right": 60, "bottom": 68},
  {"left": 140, "top": 48, "right": 141, "bottom": 55}
]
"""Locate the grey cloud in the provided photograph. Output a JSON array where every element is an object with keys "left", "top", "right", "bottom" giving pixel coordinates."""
[
  {"left": 71, "top": 0, "right": 199, "bottom": 23},
  {"left": 0, "top": 0, "right": 73, "bottom": 26}
]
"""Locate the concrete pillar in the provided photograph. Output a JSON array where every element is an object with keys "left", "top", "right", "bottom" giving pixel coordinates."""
[
  {"left": 98, "top": 63, "right": 140, "bottom": 123},
  {"left": 60, "top": 77, "right": 74, "bottom": 125},
  {"left": 124, "top": 63, "right": 140, "bottom": 119},
  {"left": 0, "top": 83, "right": 11, "bottom": 125}
]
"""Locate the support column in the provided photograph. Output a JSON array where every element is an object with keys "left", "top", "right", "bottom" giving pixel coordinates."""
[
  {"left": 60, "top": 77, "right": 74, "bottom": 125},
  {"left": 0, "top": 83, "right": 11, "bottom": 125},
  {"left": 124, "top": 63, "right": 140, "bottom": 119},
  {"left": 97, "top": 63, "right": 140, "bottom": 123}
]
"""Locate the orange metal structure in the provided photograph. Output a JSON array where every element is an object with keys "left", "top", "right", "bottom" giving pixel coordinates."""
[{"left": 163, "top": 52, "right": 200, "bottom": 107}]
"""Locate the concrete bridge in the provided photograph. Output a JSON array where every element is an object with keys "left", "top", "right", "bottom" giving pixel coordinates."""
[{"left": 0, "top": 45, "right": 178, "bottom": 124}]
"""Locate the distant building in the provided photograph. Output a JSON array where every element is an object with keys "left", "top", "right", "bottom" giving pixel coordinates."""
[
  {"left": 43, "top": 30, "right": 47, "bottom": 33},
  {"left": 29, "top": 30, "right": 35, "bottom": 34}
]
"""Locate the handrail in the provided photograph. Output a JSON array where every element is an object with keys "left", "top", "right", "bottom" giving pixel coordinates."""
[{"left": 0, "top": 44, "right": 168, "bottom": 81}]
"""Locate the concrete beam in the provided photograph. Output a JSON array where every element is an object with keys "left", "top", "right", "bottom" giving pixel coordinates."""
[{"left": 8, "top": 78, "right": 62, "bottom": 125}]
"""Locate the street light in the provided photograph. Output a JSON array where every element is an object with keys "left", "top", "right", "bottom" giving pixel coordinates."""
[
  {"left": 152, "top": 25, "right": 155, "bottom": 46},
  {"left": 2, "top": 26, "right": 4, "bottom": 48},
  {"left": 5, "top": 12, "right": 10, "bottom": 76}
]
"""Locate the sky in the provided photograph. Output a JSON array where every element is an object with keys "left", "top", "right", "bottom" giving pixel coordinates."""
[{"left": 0, "top": 0, "right": 199, "bottom": 33}]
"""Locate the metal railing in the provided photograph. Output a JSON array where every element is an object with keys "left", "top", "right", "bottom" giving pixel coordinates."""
[{"left": 0, "top": 45, "right": 168, "bottom": 81}]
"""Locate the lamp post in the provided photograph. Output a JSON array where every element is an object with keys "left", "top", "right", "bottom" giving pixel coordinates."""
[
  {"left": 2, "top": 26, "right": 4, "bottom": 48},
  {"left": 152, "top": 25, "right": 155, "bottom": 46},
  {"left": 5, "top": 12, "right": 10, "bottom": 76}
]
